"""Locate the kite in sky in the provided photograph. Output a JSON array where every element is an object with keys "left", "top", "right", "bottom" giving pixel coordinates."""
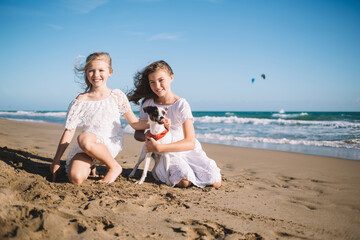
[{"left": 251, "top": 74, "right": 266, "bottom": 83}]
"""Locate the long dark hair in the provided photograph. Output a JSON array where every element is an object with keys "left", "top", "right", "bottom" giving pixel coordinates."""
[{"left": 127, "top": 60, "right": 173, "bottom": 105}]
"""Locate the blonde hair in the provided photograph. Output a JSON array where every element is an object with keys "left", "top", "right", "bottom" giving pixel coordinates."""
[{"left": 74, "top": 52, "right": 113, "bottom": 93}]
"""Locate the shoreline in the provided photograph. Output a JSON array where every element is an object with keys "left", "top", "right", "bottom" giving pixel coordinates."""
[
  {"left": 1, "top": 117, "right": 358, "bottom": 161},
  {"left": 0, "top": 118, "right": 360, "bottom": 239}
]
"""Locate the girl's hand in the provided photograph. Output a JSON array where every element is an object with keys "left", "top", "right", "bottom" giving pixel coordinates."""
[
  {"left": 50, "top": 161, "right": 60, "bottom": 182},
  {"left": 145, "top": 137, "right": 160, "bottom": 152},
  {"left": 164, "top": 118, "right": 171, "bottom": 130}
]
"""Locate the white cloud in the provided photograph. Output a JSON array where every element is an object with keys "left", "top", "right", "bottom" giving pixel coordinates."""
[
  {"left": 63, "top": 0, "right": 109, "bottom": 14},
  {"left": 149, "top": 33, "right": 181, "bottom": 41}
]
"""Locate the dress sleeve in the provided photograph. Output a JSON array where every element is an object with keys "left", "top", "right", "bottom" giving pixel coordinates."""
[
  {"left": 178, "top": 99, "right": 193, "bottom": 124},
  {"left": 64, "top": 100, "right": 83, "bottom": 130},
  {"left": 113, "top": 89, "right": 131, "bottom": 114}
]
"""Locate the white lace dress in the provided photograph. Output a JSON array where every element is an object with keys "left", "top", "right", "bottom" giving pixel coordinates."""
[
  {"left": 140, "top": 98, "right": 221, "bottom": 188},
  {"left": 65, "top": 89, "right": 131, "bottom": 171}
]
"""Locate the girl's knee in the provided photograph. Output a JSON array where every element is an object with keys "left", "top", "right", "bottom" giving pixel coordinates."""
[
  {"left": 68, "top": 153, "right": 92, "bottom": 184},
  {"left": 78, "top": 133, "right": 95, "bottom": 152},
  {"left": 68, "top": 172, "right": 87, "bottom": 185}
]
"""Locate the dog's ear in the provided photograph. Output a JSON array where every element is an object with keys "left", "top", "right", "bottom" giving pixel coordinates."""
[
  {"left": 143, "top": 106, "right": 149, "bottom": 113},
  {"left": 143, "top": 106, "right": 155, "bottom": 114}
]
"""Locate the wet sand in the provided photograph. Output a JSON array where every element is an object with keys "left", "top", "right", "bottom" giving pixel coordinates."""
[{"left": 0, "top": 118, "right": 359, "bottom": 239}]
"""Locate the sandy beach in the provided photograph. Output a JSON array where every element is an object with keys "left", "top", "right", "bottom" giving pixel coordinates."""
[{"left": 0, "top": 118, "right": 359, "bottom": 239}]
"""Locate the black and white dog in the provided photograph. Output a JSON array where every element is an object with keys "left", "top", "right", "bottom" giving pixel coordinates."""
[{"left": 129, "top": 106, "right": 172, "bottom": 185}]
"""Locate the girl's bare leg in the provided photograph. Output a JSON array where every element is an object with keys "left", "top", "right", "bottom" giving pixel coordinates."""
[
  {"left": 78, "top": 132, "right": 122, "bottom": 183},
  {"left": 68, "top": 153, "right": 92, "bottom": 184}
]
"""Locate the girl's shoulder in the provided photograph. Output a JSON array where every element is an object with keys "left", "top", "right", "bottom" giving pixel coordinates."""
[
  {"left": 111, "top": 88, "right": 124, "bottom": 95},
  {"left": 171, "top": 98, "right": 190, "bottom": 110},
  {"left": 111, "top": 89, "right": 128, "bottom": 101},
  {"left": 142, "top": 98, "right": 154, "bottom": 107},
  {"left": 76, "top": 93, "right": 89, "bottom": 101}
]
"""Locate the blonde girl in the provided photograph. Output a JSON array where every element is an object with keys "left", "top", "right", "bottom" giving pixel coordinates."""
[{"left": 51, "top": 52, "right": 148, "bottom": 184}]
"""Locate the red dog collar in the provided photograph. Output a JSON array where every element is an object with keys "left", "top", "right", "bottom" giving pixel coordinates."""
[{"left": 146, "top": 129, "right": 169, "bottom": 141}]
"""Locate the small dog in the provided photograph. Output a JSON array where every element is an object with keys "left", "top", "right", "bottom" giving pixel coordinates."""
[{"left": 129, "top": 106, "right": 172, "bottom": 185}]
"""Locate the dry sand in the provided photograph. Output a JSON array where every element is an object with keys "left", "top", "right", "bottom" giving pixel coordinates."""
[{"left": 0, "top": 118, "right": 359, "bottom": 239}]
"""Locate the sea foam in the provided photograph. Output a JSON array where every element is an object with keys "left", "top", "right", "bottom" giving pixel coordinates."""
[
  {"left": 194, "top": 116, "right": 360, "bottom": 129},
  {"left": 0, "top": 111, "right": 66, "bottom": 117}
]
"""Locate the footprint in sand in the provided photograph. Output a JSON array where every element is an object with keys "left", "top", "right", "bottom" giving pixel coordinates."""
[
  {"left": 168, "top": 219, "right": 262, "bottom": 239},
  {"left": 289, "top": 197, "right": 319, "bottom": 211},
  {"left": 272, "top": 230, "right": 308, "bottom": 239},
  {"left": 278, "top": 175, "right": 296, "bottom": 183},
  {"left": 67, "top": 216, "right": 120, "bottom": 235}
]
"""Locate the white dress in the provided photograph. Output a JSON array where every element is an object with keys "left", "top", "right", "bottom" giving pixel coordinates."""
[
  {"left": 140, "top": 98, "right": 221, "bottom": 188},
  {"left": 64, "top": 89, "right": 131, "bottom": 170}
]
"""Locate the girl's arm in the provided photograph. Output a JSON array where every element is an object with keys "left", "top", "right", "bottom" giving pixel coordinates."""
[
  {"left": 50, "top": 129, "right": 75, "bottom": 181},
  {"left": 123, "top": 110, "right": 149, "bottom": 130},
  {"left": 146, "top": 119, "right": 195, "bottom": 153}
]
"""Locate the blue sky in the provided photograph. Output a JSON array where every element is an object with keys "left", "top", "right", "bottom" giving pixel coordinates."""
[{"left": 0, "top": 0, "right": 359, "bottom": 111}]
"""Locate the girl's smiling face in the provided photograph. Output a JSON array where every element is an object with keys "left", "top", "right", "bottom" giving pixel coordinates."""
[
  {"left": 86, "top": 60, "right": 112, "bottom": 88},
  {"left": 148, "top": 70, "right": 174, "bottom": 98}
]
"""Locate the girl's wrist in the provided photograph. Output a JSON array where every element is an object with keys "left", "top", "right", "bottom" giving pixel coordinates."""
[
  {"left": 158, "top": 143, "right": 167, "bottom": 153},
  {"left": 156, "top": 143, "right": 162, "bottom": 152}
]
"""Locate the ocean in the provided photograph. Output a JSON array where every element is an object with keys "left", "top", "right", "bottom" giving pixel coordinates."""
[{"left": 1, "top": 110, "right": 359, "bottom": 161}]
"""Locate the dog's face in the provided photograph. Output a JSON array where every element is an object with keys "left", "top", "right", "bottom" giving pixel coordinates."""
[{"left": 143, "top": 106, "right": 168, "bottom": 124}]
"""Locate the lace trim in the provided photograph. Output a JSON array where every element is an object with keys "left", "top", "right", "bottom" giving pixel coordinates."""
[{"left": 112, "top": 89, "right": 131, "bottom": 113}]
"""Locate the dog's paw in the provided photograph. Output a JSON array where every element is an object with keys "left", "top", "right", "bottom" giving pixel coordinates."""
[
  {"left": 135, "top": 180, "right": 144, "bottom": 184},
  {"left": 166, "top": 180, "right": 172, "bottom": 186},
  {"left": 128, "top": 172, "right": 135, "bottom": 178}
]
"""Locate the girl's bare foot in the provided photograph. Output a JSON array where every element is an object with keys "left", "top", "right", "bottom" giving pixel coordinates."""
[
  {"left": 89, "top": 166, "right": 99, "bottom": 177},
  {"left": 212, "top": 181, "right": 221, "bottom": 188},
  {"left": 98, "top": 164, "right": 122, "bottom": 183}
]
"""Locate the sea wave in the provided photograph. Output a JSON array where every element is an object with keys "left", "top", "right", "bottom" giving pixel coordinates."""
[
  {"left": 5, "top": 118, "right": 47, "bottom": 123},
  {"left": 196, "top": 133, "right": 360, "bottom": 149},
  {"left": 194, "top": 116, "right": 360, "bottom": 129},
  {"left": 0, "top": 111, "right": 66, "bottom": 117},
  {"left": 272, "top": 112, "right": 309, "bottom": 118}
]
